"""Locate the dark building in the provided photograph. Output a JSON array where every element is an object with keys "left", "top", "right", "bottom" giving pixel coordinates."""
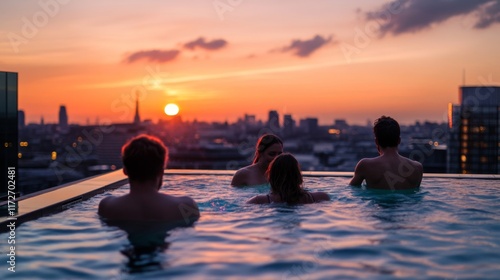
[
  {"left": 299, "top": 118, "right": 319, "bottom": 134},
  {"left": 18, "top": 110, "right": 25, "bottom": 129},
  {"left": 333, "top": 119, "right": 349, "bottom": 131},
  {"left": 1, "top": 71, "right": 18, "bottom": 201},
  {"left": 268, "top": 110, "right": 280, "bottom": 131},
  {"left": 58, "top": 105, "right": 68, "bottom": 132},
  {"left": 448, "top": 86, "right": 500, "bottom": 174},
  {"left": 283, "top": 114, "right": 295, "bottom": 138}
]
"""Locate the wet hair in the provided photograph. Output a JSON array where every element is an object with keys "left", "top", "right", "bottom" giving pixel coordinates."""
[
  {"left": 373, "top": 116, "right": 400, "bottom": 148},
  {"left": 252, "top": 134, "right": 283, "bottom": 164},
  {"left": 267, "top": 153, "right": 304, "bottom": 204},
  {"left": 122, "top": 134, "right": 168, "bottom": 181}
]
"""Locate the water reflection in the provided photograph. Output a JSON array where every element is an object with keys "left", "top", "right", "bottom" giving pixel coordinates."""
[
  {"left": 272, "top": 205, "right": 302, "bottom": 231},
  {"left": 103, "top": 219, "right": 197, "bottom": 274},
  {"left": 350, "top": 187, "right": 426, "bottom": 231}
]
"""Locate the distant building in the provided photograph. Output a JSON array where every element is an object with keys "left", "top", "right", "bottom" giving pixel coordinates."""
[
  {"left": 333, "top": 119, "right": 349, "bottom": 130},
  {"left": 283, "top": 114, "right": 295, "bottom": 137},
  {"left": 18, "top": 110, "right": 25, "bottom": 129},
  {"left": 268, "top": 110, "right": 280, "bottom": 131},
  {"left": 58, "top": 105, "right": 68, "bottom": 132},
  {"left": 448, "top": 86, "right": 500, "bottom": 174},
  {"left": 0, "top": 71, "right": 18, "bottom": 199},
  {"left": 299, "top": 118, "right": 318, "bottom": 134},
  {"left": 244, "top": 114, "right": 256, "bottom": 125}
]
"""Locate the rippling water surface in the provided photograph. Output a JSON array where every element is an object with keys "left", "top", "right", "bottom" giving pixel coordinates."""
[{"left": 2, "top": 175, "right": 500, "bottom": 279}]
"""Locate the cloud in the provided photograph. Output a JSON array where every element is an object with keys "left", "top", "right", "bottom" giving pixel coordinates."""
[
  {"left": 365, "top": 0, "right": 500, "bottom": 36},
  {"left": 281, "top": 35, "right": 333, "bottom": 57},
  {"left": 183, "top": 37, "right": 227, "bottom": 50},
  {"left": 474, "top": 1, "right": 500, "bottom": 28},
  {"left": 126, "top": 49, "right": 180, "bottom": 63}
]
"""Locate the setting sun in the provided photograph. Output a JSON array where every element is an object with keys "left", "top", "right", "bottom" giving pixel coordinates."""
[{"left": 164, "top": 103, "right": 180, "bottom": 116}]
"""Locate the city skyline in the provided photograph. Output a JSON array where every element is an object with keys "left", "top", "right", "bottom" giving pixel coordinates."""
[
  {"left": 2, "top": 1, "right": 500, "bottom": 125},
  {"left": 17, "top": 104, "right": 448, "bottom": 128}
]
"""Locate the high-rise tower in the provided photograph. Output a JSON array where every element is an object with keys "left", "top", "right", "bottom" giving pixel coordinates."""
[
  {"left": 18, "top": 110, "right": 25, "bottom": 129},
  {"left": 448, "top": 86, "right": 500, "bottom": 174},
  {"left": 268, "top": 110, "right": 279, "bottom": 131},
  {"left": 1, "top": 71, "right": 18, "bottom": 199},
  {"left": 59, "top": 105, "right": 68, "bottom": 132},
  {"left": 283, "top": 114, "right": 295, "bottom": 137}
]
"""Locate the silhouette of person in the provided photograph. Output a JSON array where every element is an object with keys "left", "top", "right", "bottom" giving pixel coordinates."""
[
  {"left": 231, "top": 134, "right": 283, "bottom": 187},
  {"left": 98, "top": 134, "right": 200, "bottom": 222},
  {"left": 247, "top": 153, "right": 330, "bottom": 204},
  {"left": 349, "top": 116, "right": 423, "bottom": 190}
]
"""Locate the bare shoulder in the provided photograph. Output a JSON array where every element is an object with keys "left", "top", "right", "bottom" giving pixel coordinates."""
[
  {"left": 413, "top": 159, "right": 423, "bottom": 170},
  {"left": 177, "top": 195, "right": 200, "bottom": 218},
  {"left": 404, "top": 157, "right": 423, "bottom": 173},
  {"left": 177, "top": 195, "right": 199, "bottom": 208},
  {"left": 98, "top": 195, "right": 121, "bottom": 218},
  {"left": 231, "top": 166, "right": 252, "bottom": 186},
  {"left": 247, "top": 195, "right": 268, "bottom": 204},
  {"left": 312, "top": 192, "right": 330, "bottom": 202},
  {"left": 355, "top": 157, "right": 377, "bottom": 169}
]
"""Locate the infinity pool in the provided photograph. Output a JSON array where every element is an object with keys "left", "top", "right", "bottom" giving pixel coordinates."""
[{"left": 1, "top": 174, "right": 500, "bottom": 279}]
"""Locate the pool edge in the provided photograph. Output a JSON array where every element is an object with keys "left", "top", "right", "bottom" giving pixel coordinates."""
[{"left": 0, "top": 170, "right": 127, "bottom": 233}]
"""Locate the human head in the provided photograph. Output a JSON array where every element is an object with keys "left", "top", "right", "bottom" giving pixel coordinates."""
[
  {"left": 252, "top": 134, "right": 283, "bottom": 164},
  {"left": 122, "top": 134, "right": 168, "bottom": 181},
  {"left": 373, "top": 116, "right": 400, "bottom": 148},
  {"left": 267, "top": 153, "right": 303, "bottom": 203}
]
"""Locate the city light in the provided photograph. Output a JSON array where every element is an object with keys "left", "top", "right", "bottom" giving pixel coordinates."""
[{"left": 328, "top": 129, "right": 340, "bottom": 135}]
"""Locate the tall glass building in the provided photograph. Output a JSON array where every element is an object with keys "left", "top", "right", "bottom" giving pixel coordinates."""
[
  {"left": 448, "top": 86, "right": 500, "bottom": 174},
  {"left": 0, "top": 71, "right": 18, "bottom": 199}
]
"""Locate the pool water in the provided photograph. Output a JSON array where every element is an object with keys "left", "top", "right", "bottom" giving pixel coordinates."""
[{"left": 1, "top": 175, "right": 500, "bottom": 279}]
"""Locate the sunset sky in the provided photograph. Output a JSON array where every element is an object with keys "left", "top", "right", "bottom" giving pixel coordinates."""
[{"left": 1, "top": 0, "right": 500, "bottom": 125}]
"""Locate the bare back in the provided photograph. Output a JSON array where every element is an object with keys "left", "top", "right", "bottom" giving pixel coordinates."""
[
  {"left": 98, "top": 193, "right": 200, "bottom": 222},
  {"left": 350, "top": 153, "right": 423, "bottom": 190}
]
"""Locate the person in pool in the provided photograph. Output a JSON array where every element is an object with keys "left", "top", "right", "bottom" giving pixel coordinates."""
[
  {"left": 231, "top": 134, "right": 284, "bottom": 187},
  {"left": 98, "top": 134, "right": 200, "bottom": 222},
  {"left": 247, "top": 153, "right": 330, "bottom": 204},
  {"left": 349, "top": 116, "right": 423, "bottom": 190}
]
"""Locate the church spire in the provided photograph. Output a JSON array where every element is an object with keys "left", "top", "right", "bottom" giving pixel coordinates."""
[{"left": 133, "top": 92, "right": 140, "bottom": 125}]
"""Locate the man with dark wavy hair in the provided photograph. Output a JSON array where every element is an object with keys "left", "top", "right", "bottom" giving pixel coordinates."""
[
  {"left": 98, "top": 134, "right": 199, "bottom": 222},
  {"left": 349, "top": 116, "right": 423, "bottom": 190}
]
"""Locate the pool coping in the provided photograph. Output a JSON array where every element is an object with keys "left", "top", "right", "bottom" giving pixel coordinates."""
[{"left": 0, "top": 170, "right": 498, "bottom": 232}]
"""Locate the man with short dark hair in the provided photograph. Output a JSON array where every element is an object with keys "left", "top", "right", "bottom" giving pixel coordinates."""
[
  {"left": 349, "top": 116, "right": 423, "bottom": 190},
  {"left": 98, "top": 134, "right": 199, "bottom": 222}
]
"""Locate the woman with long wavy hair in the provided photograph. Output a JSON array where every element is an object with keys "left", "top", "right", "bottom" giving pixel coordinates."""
[
  {"left": 247, "top": 153, "right": 330, "bottom": 204},
  {"left": 231, "top": 134, "right": 283, "bottom": 187}
]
